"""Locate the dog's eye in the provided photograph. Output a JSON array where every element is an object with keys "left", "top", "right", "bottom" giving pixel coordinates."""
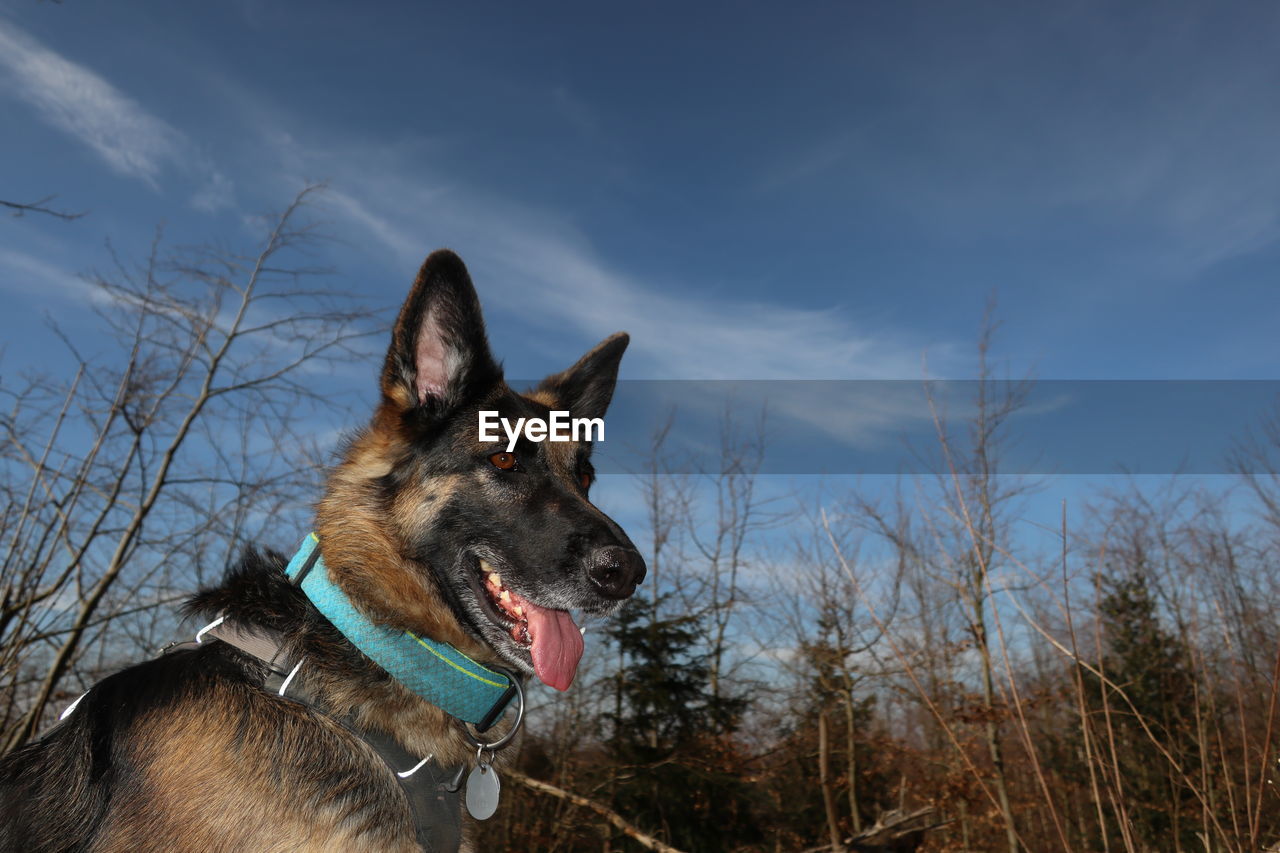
[{"left": 489, "top": 452, "right": 518, "bottom": 471}]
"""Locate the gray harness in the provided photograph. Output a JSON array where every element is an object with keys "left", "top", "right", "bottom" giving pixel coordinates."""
[{"left": 184, "top": 620, "right": 466, "bottom": 853}]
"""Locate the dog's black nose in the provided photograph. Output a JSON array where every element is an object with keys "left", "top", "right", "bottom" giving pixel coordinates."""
[{"left": 587, "top": 547, "right": 646, "bottom": 600}]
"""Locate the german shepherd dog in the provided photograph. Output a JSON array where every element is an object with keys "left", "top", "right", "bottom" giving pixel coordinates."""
[{"left": 0, "top": 250, "right": 646, "bottom": 852}]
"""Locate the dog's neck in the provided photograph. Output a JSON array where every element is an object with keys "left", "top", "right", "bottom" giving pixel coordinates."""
[
  {"left": 313, "top": 417, "right": 492, "bottom": 662},
  {"left": 299, "top": 421, "right": 521, "bottom": 762},
  {"left": 299, "top": 630, "right": 485, "bottom": 767},
  {"left": 284, "top": 534, "right": 516, "bottom": 727}
]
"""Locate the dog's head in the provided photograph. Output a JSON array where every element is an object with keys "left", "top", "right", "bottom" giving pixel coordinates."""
[{"left": 347, "top": 249, "right": 644, "bottom": 691}]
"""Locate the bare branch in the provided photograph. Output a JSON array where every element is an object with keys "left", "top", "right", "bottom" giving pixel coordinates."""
[
  {"left": 1, "top": 196, "right": 86, "bottom": 221},
  {"left": 505, "top": 768, "right": 688, "bottom": 853}
]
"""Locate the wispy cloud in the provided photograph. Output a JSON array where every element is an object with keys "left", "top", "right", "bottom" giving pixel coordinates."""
[
  {"left": 0, "top": 19, "right": 184, "bottom": 186},
  {"left": 144, "top": 73, "right": 959, "bottom": 382},
  {"left": 479, "top": 226, "right": 944, "bottom": 379},
  {"left": 316, "top": 179, "right": 949, "bottom": 381},
  {"left": 0, "top": 247, "right": 92, "bottom": 301},
  {"left": 754, "top": 128, "right": 860, "bottom": 195},
  {"left": 0, "top": 18, "right": 234, "bottom": 210},
  {"left": 190, "top": 169, "right": 236, "bottom": 213}
]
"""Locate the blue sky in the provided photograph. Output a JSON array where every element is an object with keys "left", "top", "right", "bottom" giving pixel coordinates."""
[
  {"left": 4, "top": 0, "right": 1279, "bottom": 393},
  {"left": 5, "top": 2, "right": 1280, "bottom": 700}
]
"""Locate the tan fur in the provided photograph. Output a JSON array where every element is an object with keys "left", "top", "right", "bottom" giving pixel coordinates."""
[
  {"left": 312, "top": 404, "right": 513, "bottom": 767},
  {"left": 317, "top": 412, "right": 472, "bottom": 648},
  {"left": 523, "top": 388, "right": 560, "bottom": 408},
  {"left": 92, "top": 685, "right": 420, "bottom": 852}
]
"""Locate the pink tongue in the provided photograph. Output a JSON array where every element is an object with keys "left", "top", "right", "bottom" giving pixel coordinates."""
[{"left": 523, "top": 602, "right": 584, "bottom": 691}]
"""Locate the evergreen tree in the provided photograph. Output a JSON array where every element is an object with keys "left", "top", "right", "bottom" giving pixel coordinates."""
[
  {"left": 1087, "top": 571, "right": 1202, "bottom": 850},
  {"left": 603, "top": 594, "right": 758, "bottom": 852}
]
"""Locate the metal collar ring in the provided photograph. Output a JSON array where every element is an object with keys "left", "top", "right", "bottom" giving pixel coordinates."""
[{"left": 459, "top": 667, "right": 524, "bottom": 752}]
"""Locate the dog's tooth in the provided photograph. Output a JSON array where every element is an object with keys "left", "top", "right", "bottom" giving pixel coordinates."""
[
  {"left": 499, "top": 590, "right": 511, "bottom": 603},
  {"left": 488, "top": 571, "right": 501, "bottom": 587},
  {"left": 513, "top": 605, "right": 524, "bottom": 617}
]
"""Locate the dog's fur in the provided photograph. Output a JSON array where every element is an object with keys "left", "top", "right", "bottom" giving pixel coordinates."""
[{"left": 0, "top": 250, "right": 645, "bottom": 852}]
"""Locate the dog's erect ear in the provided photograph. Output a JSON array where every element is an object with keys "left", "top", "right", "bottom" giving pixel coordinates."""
[
  {"left": 381, "top": 250, "right": 501, "bottom": 413},
  {"left": 536, "top": 332, "right": 629, "bottom": 421}
]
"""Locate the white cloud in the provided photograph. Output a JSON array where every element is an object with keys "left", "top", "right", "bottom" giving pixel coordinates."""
[
  {"left": 488, "top": 230, "right": 946, "bottom": 380},
  {"left": 0, "top": 18, "right": 234, "bottom": 209},
  {"left": 0, "top": 19, "right": 185, "bottom": 186},
  {"left": 188, "top": 62, "right": 956, "bottom": 383},
  {"left": 318, "top": 180, "right": 948, "bottom": 381},
  {"left": 0, "top": 246, "right": 92, "bottom": 300},
  {"left": 190, "top": 169, "right": 236, "bottom": 213}
]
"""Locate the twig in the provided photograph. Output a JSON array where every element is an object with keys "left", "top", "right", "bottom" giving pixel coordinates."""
[
  {"left": 504, "top": 767, "right": 687, "bottom": 853},
  {"left": 1, "top": 197, "right": 85, "bottom": 221}
]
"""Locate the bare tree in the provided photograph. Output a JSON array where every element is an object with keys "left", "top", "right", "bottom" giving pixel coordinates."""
[
  {"left": 0, "top": 185, "right": 376, "bottom": 752},
  {"left": 843, "top": 306, "right": 1048, "bottom": 852},
  {"left": 924, "top": 313, "right": 1036, "bottom": 853},
  {"left": 773, "top": 496, "right": 906, "bottom": 846},
  {"left": 686, "top": 406, "right": 779, "bottom": 726}
]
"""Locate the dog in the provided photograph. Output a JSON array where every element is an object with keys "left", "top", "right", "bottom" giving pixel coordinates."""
[{"left": 0, "top": 249, "right": 646, "bottom": 852}]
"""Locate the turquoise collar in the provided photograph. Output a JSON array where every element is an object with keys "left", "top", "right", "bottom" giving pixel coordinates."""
[{"left": 284, "top": 533, "right": 517, "bottom": 730}]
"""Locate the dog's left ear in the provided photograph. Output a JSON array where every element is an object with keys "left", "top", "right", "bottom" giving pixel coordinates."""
[
  {"left": 381, "top": 250, "right": 502, "bottom": 415},
  {"left": 536, "top": 332, "right": 630, "bottom": 421}
]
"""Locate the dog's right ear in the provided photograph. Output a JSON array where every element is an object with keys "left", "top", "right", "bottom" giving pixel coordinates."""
[{"left": 380, "top": 250, "right": 502, "bottom": 415}]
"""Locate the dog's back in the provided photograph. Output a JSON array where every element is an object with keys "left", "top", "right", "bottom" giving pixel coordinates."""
[{"left": 0, "top": 551, "right": 422, "bottom": 853}]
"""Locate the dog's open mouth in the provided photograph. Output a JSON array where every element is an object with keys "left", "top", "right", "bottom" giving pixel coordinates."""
[{"left": 477, "top": 558, "right": 584, "bottom": 692}]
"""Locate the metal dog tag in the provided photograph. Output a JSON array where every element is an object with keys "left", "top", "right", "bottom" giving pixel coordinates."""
[{"left": 465, "top": 761, "right": 501, "bottom": 820}]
